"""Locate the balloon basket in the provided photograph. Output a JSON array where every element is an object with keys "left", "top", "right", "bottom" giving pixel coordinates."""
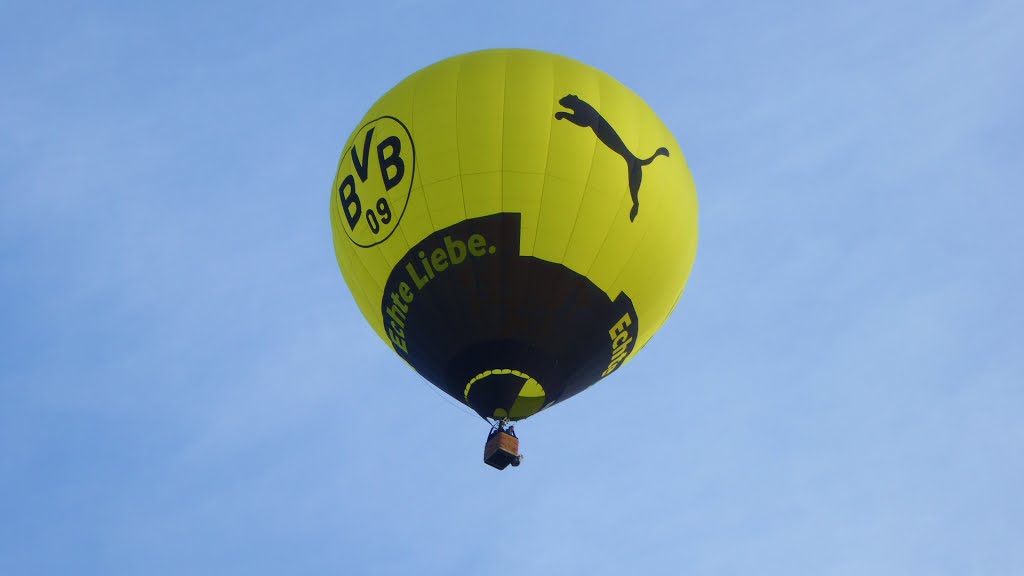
[{"left": 484, "top": 427, "right": 523, "bottom": 470}]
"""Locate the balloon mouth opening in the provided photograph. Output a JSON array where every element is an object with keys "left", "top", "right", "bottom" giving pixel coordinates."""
[{"left": 464, "top": 369, "right": 546, "bottom": 421}]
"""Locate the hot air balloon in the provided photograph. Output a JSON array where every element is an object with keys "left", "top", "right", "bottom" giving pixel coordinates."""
[{"left": 329, "top": 49, "right": 698, "bottom": 469}]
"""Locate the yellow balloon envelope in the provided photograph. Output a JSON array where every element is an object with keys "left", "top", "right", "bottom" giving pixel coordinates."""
[{"left": 330, "top": 49, "right": 697, "bottom": 421}]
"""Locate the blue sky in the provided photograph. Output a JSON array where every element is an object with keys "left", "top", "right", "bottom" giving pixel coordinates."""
[{"left": 2, "top": 0, "right": 1022, "bottom": 574}]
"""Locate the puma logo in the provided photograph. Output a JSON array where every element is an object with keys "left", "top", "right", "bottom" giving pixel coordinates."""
[{"left": 555, "top": 94, "right": 669, "bottom": 222}]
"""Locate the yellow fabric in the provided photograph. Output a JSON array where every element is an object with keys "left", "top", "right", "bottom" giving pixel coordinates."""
[{"left": 330, "top": 48, "right": 698, "bottom": 373}]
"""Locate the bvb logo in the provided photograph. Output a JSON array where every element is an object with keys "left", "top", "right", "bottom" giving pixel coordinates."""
[{"left": 335, "top": 116, "right": 415, "bottom": 248}]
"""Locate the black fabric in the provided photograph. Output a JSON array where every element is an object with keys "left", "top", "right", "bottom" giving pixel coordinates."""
[{"left": 380, "top": 213, "right": 638, "bottom": 420}]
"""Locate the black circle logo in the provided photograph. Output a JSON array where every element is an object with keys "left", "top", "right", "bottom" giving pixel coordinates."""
[{"left": 334, "top": 116, "right": 415, "bottom": 248}]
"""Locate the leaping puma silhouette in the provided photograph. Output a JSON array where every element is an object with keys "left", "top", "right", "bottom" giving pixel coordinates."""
[{"left": 555, "top": 94, "right": 669, "bottom": 222}]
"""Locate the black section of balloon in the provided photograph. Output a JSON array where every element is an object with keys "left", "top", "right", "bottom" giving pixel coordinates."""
[
  {"left": 380, "top": 213, "right": 639, "bottom": 420},
  {"left": 555, "top": 94, "right": 669, "bottom": 222}
]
